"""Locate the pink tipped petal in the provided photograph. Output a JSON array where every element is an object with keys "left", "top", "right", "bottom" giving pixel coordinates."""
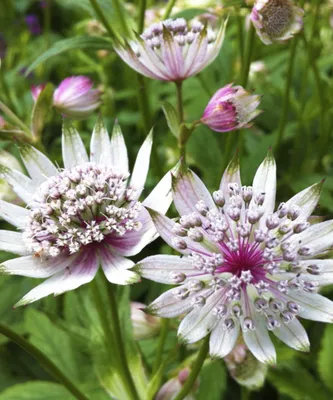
[
  {"left": 143, "top": 170, "right": 172, "bottom": 215},
  {"left": 14, "top": 250, "right": 98, "bottom": 306},
  {"left": 100, "top": 248, "right": 140, "bottom": 284},
  {"left": 31, "top": 84, "right": 46, "bottom": 102}
]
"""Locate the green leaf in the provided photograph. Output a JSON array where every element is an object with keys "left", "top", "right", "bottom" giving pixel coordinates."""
[
  {"left": 268, "top": 360, "right": 328, "bottom": 400},
  {"left": 0, "top": 381, "right": 74, "bottom": 400},
  {"left": 161, "top": 101, "right": 180, "bottom": 139},
  {"left": 24, "top": 309, "right": 80, "bottom": 381},
  {"left": 26, "top": 36, "right": 114, "bottom": 75},
  {"left": 197, "top": 361, "right": 227, "bottom": 400},
  {"left": 318, "top": 324, "right": 333, "bottom": 393},
  {"left": 30, "top": 83, "right": 54, "bottom": 139}
]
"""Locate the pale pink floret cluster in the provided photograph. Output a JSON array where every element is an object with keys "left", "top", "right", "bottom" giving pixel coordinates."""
[
  {"left": 201, "top": 84, "right": 261, "bottom": 133},
  {"left": 0, "top": 119, "right": 171, "bottom": 306},
  {"left": 137, "top": 154, "right": 333, "bottom": 364},
  {"left": 32, "top": 76, "right": 101, "bottom": 119},
  {"left": 251, "top": 0, "right": 304, "bottom": 45},
  {"left": 115, "top": 18, "right": 226, "bottom": 82}
]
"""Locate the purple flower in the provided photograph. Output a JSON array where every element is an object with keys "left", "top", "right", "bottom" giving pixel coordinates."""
[
  {"left": 25, "top": 15, "right": 42, "bottom": 36},
  {"left": 136, "top": 153, "right": 333, "bottom": 364},
  {"left": 250, "top": 0, "right": 304, "bottom": 45},
  {"left": 0, "top": 119, "right": 172, "bottom": 306},
  {"left": 31, "top": 84, "right": 46, "bottom": 102},
  {"left": 201, "top": 84, "right": 261, "bottom": 132},
  {"left": 115, "top": 18, "right": 226, "bottom": 82},
  {"left": 53, "top": 76, "right": 101, "bottom": 119}
]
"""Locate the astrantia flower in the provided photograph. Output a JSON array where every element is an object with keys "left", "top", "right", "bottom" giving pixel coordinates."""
[
  {"left": 0, "top": 119, "right": 171, "bottom": 306},
  {"left": 201, "top": 84, "right": 261, "bottom": 133},
  {"left": 53, "top": 76, "right": 101, "bottom": 119},
  {"left": 136, "top": 153, "right": 333, "bottom": 364},
  {"left": 251, "top": 0, "right": 304, "bottom": 45},
  {"left": 131, "top": 301, "right": 161, "bottom": 340},
  {"left": 115, "top": 18, "right": 226, "bottom": 82}
]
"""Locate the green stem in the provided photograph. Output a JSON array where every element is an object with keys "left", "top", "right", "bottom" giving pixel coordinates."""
[
  {"left": 106, "top": 284, "right": 140, "bottom": 400},
  {"left": 137, "top": 74, "right": 152, "bottom": 134},
  {"left": 88, "top": 0, "right": 116, "bottom": 39},
  {"left": 173, "top": 336, "right": 210, "bottom": 400},
  {"left": 138, "top": 0, "right": 147, "bottom": 33},
  {"left": 163, "top": 0, "right": 177, "bottom": 19},
  {"left": 237, "top": 14, "right": 244, "bottom": 67},
  {"left": 175, "top": 81, "right": 186, "bottom": 159},
  {"left": 91, "top": 279, "right": 139, "bottom": 400},
  {"left": 240, "top": 23, "right": 255, "bottom": 88},
  {"left": 112, "top": 0, "right": 131, "bottom": 36},
  {"left": 0, "top": 323, "right": 89, "bottom": 400},
  {"left": 241, "top": 387, "right": 251, "bottom": 400},
  {"left": 275, "top": 37, "right": 298, "bottom": 152},
  {"left": 152, "top": 319, "right": 170, "bottom": 375},
  {"left": 43, "top": 0, "right": 51, "bottom": 49}
]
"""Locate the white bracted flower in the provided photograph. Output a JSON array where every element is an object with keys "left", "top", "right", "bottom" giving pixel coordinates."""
[
  {"left": 0, "top": 118, "right": 172, "bottom": 306},
  {"left": 136, "top": 152, "right": 333, "bottom": 364},
  {"left": 114, "top": 17, "right": 227, "bottom": 82}
]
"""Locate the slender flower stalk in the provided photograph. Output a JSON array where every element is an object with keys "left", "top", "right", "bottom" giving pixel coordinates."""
[
  {"left": 0, "top": 323, "right": 89, "bottom": 400},
  {"left": 0, "top": 118, "right": 172, "bottom": 305},
  {"left": 163, "top": 0, "right": 178, "bottom": 20},
  {"left": 173, "top": 336, "right": 209, "bottom": 400},
  {"left": 136, "top": 152, "right": 333, "bottom": 364}
]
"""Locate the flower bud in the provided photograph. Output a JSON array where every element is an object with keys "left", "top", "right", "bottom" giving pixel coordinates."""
[
  {"left": 201, "top": 84, "right": 261, "bottom": 133},
  {"left": 53, "top": 76, "right": 101, "bottom": 119},
  {"left": 156, "top": 368, "right": 198, "bottom": 400},
  {"left": 250, "top": 0, "right": 304, "bottom": 45},
  {"left": 31, "top": 84, "right": 46, "bottom": 102},
  {"left": 130, "top": 302, "right": 160, "bottom": 340},
  {"left": 25, "top": 15, "right": 42, "bottom": 35},
  {"left": 224, "top": 343, "right": 267, "bottom": 389}
]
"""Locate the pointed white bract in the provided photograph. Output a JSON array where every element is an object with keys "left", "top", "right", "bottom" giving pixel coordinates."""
[
  {"left": 138, "top": 153, "right": 333, "bottom": 364},
  {"left": 0, "top": 119, "right": 172, "bottom": 306},
  {"left": 251, "top": 0, "right": 304, "bottom": 45},
  {"left": 114, "top": 18, "right": 227, "bottom": 82}
]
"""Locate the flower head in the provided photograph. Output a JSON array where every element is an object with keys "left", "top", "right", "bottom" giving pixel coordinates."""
[
  {"left": 251, "top": 0, "right": 304, "bottom": 45},
  {"left": 115, "top": 18, "right": 226, "bottom": 82},
  {"left": 136, "top": 153, "right": 333, "bottom": 364},
  {"left": 53, "top": 76, "right": 101, "bottom": 119},
  {"left": 0, "top": 118, "right": 172, "bottom": 306},
  {"left": 201, "top": 84, "right": 261, "bottom": 133}
]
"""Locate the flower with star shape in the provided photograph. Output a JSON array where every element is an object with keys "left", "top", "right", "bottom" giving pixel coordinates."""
[
  {"left": 0, "top": 118, "right": 172, "bottom": 306},
  {"left": 135, "top": 152, "right": 333, "bottom": 364}
]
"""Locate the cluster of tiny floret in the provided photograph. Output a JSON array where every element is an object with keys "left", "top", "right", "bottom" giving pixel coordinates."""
[
  {"left": 169, "top": 181, "right": 321, "bottom": 332},
  {"left": 261, "top": 0, "right": 293, "bottom": 37},
  {"left": 141, "top": 18, "right": 216, "bottom": 50},
  {"left": 23, "top": 163, "right": 142, "bottom": 257}
]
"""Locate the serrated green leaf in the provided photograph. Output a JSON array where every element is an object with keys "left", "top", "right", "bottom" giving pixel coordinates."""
[
  {"left": 26, "top": 36, "right": 114, "bottom": 75},
  {"left": 161, "top": 101, "right": 180, "bottom": 139},
  {"left": 30, "top": 83, "right": 54, "bottom": 139}
]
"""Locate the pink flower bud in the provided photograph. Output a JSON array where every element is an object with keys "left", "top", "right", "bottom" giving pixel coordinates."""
[
  {"left": 250, "top": 0, "right": 304, "bottom": 45},
  {"left": 31, "top": 84, "right": 46, "bottom": 102},
  {"left": 201, "top": 83, "right": 262, "bottom": 132},
  {"left": 131, "top": 302, "right": 161, "bottom": 340},
  {"left": 0, "top": 115, "right": 6, "bottom": 128},
  {"left": 53, "top": 76, "right": 101, "bottom": 119},
  {"left": 156, "top": 368, "right": 198, "bottom": 400}
]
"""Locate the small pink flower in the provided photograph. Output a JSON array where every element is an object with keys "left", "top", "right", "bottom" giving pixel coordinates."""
[
  {"left": 250, "top": 0, "right": 304, "bottom": 45},
  {"left": 130, "top": 301, "right": 161, "bottom": 340},
  {"left": 156, "top": 368, "right": 198, "bottom": 400},
  {"left": 201, "top": 83, "right": 262, "bottom": 132},
  {"left": 31, "top": 84, "right": 46, "bottom": 102},
  {"left": 53, "top": 76, "right": 101, "bottom": 119}
]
